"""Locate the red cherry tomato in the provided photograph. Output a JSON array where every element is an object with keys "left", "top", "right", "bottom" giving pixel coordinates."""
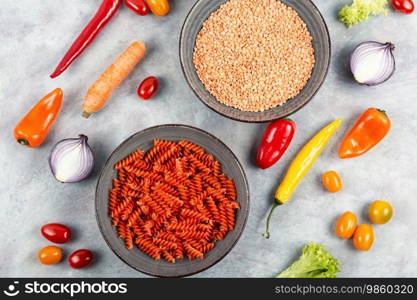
[
  {"left": 124, "top": 0, "right": 149, "bottom": 16},
  {"left": 41, "top": 223, "right": 71, "bottom": 244},
  {"left": 69, "top": 249, "right": 94, "bottom": 269},
  {"left": 138, "top": 76, "right": 159, "bottom": 100},
  {"left": 392, "top": 0, "right": 414, "bottom": 14}
]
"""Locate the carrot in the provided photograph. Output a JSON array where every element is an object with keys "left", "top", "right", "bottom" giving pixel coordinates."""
[{"left": 82, "top": 41, "right": 146, "bottom": 118}]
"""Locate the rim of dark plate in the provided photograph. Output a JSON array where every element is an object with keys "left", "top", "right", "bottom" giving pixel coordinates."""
[
  {"left": 179, "top": 0, "right": 332, "bottom": 123},
  {"left": 95, "top": 124, "right": 250, "bottom": 277}
]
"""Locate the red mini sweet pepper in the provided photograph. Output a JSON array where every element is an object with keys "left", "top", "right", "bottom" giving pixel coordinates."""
[
  {"left": 50, "top": 0, "right": 122, "bottom": 78},
  {"left": 124, "top": 0, "right": 150, "bottom": 15},
  {"left": 256, "top": 118, "right": 296, "bottom": 169}
]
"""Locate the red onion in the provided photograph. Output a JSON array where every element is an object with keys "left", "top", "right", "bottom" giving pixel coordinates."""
[
  {"left": 350, "top": 41, "right": 395, "bottom": 86},
  {"left": 49, "top": 135, "right": 94, "bottom": 183}
]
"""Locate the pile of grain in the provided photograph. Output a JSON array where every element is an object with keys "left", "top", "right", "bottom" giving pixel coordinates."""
[{"left": 193, "top": 0, "right": 315, "bottom": 112}]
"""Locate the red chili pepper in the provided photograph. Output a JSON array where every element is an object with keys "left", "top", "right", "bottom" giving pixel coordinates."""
[
  {"left": 256, "top": 118, "right": 296, "bottom": 169},
  {"left": 124, "top": 0, "right": 150, "bottom": 16},
  {"left": 50, "top": 0, "right": 122, "bottom": 79}
]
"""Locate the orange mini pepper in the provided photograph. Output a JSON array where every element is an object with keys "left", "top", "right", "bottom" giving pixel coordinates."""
[
  {"left": 339, "top": 108, "right": 391, "bottom": 159},
  {"left": 147, "top": 0, "right": 170, "bottom": 17},
  {"left": 14, "top": 88, "right": 63, "bottom": 148}
]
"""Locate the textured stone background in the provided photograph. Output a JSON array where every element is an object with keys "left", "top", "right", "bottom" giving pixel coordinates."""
[{"left": 1, "top": 0, "right": 416, "bottom": 277}]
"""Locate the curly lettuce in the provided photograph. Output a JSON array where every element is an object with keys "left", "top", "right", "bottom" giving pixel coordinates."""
[
  {"left": 276, "top": 242, "right": 340, "bottom": 278},
  {"left": 338, "top": 0, "right": 389, "bottom": 28}
]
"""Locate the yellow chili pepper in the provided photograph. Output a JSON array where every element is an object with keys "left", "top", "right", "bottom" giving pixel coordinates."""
[{"left": 263, "top": 119, "right": 342, "bottom": 239}]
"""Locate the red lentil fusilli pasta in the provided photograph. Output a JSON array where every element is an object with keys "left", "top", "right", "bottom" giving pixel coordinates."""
[{"left": 108, "top": 139, "right": 239, "bottom": 263}]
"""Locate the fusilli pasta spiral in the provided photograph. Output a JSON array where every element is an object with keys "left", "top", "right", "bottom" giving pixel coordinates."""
[{"left": 108, "top": 139, "right": 239, "bottom": 263}]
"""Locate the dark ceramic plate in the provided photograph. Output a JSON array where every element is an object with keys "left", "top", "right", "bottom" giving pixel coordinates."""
[
  {"left": 95, "top": 125, "right": 250, "bottom": 277},
  {"left": 180, "top": 0, "right": 331, "bottom": 123}
]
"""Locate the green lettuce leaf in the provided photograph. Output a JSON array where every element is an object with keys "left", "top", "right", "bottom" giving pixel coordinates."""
[
  {"left": 338, "top": 0, "right": 388, "bottom": 28},
  {"left": 276, "top": 242, "right": 340, "bottom": 278}
]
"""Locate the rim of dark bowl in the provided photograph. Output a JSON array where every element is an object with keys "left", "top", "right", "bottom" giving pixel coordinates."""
[
  {"left": 179, "top": 0, "right": 331, "bottom": 123},
  {"left": 95, "top": 124, "right": 250, "bottom": 277}
]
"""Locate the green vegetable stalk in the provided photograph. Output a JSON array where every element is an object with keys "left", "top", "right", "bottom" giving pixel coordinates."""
[
  {"left": 338, "top": 0, "right": 389, "bottom": 28},
  {"left": 276, "top": 242, "right": 340, "bottom": 278}
]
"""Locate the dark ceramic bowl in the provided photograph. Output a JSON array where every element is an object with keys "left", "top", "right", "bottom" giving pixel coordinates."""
[
  {"left": 180, "top": 0, "right": 331, "bottom": 123},
  {"left": 95, "top": 124, "right": 250, "bottom": 277}
]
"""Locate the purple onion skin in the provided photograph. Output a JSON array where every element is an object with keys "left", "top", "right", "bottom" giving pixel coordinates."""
[
  {"left": 350, "top": 41, "right": 396, "bottom": 86},
  {"left": 48, "top": 134, "right": 94, "bottom": 183}
]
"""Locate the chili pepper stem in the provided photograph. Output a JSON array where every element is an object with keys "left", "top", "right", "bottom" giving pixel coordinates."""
[{"left": 263, "top": 202, "right": 281, "bottom": 239}]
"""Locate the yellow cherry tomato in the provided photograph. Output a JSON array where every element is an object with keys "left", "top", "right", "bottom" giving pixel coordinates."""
[
  {"left": 147, "top": 0, "right": 170, "bottom": 17},
  {"left": 335, "top": 211, "right": 357, "bottom": 239},
  {"left": 38, "top": 246, "right": 62, "bottom": 265},
  {"left": 368, "top": 200, "right": 393, "bottom": 225},
  {"left": 322, "top": 170, "right": 343, "bottom": 193},
  {"left": 353, "top": 224, "right": 374, "bottom": 251}
]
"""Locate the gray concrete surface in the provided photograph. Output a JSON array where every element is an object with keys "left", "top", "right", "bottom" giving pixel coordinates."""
[{"left": 1, "top": 0, "right": 416, "bottom": 277}]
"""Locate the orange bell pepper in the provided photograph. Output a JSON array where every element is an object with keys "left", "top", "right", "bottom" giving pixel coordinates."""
[
  {"left": 14, "top": 88, "right": 63, "bottom": 148},
  {"left": 339, "top": 108, "right": 391, "bottom": 159}
]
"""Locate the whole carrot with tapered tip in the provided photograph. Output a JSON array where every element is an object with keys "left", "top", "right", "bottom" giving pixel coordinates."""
[{"left": 82, "top": 41, "right": 146, "bottom": 118}]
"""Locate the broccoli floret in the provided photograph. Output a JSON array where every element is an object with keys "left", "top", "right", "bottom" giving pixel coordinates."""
[{"left": 338, "top": 0, "right": 389, "bottom": 28}]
